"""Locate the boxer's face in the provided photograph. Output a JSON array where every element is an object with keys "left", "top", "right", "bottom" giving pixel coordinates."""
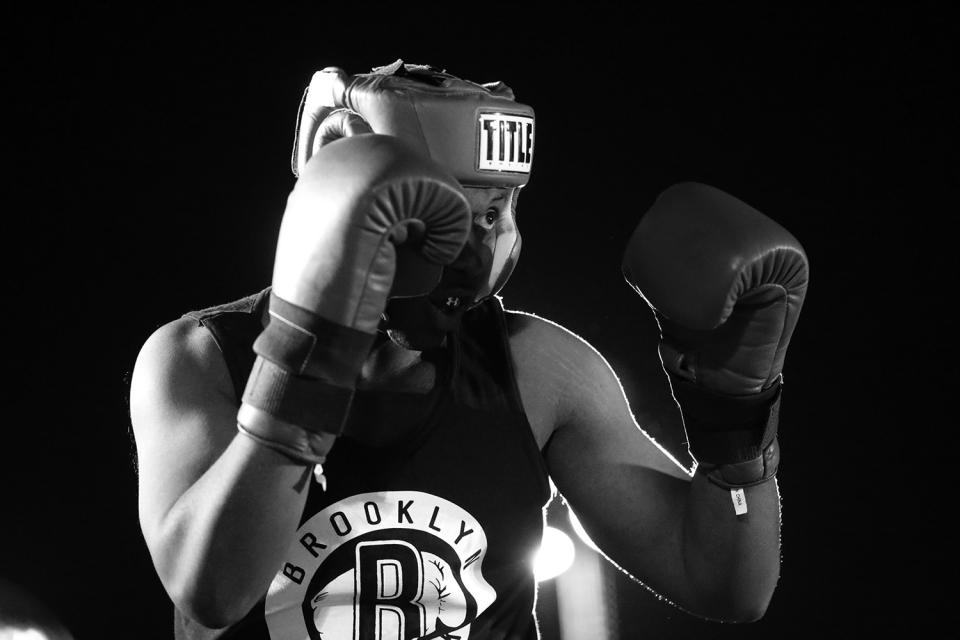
[
  {"left": 382, "top": 186, "right": 517, "bottom": 351},
  {"left": 456, "top": 185, "right": 520, "bottom": 303},
  {"left": 466, "top": 186, "right": 516, "bottom": 233},
  {"left": 458, "top": 186, "right": 519, "bottom": 292}
]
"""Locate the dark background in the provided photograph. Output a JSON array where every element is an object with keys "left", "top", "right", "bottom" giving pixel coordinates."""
[{"left": 4, "top": 2, "right": 953, "bottom": 638}]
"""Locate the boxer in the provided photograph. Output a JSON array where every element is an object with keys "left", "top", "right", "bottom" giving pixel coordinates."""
[{"left": 129, "top": 60, "right": 808, "bottom": 639}]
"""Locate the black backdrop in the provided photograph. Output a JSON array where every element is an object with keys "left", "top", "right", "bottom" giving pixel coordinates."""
[{"left": 4, "top": 3, "right": 953, "bottom": 638}]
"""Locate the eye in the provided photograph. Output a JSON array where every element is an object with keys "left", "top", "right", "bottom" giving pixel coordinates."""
[{"left": 474, "top": 207, "right": 500, "bottom": 229}]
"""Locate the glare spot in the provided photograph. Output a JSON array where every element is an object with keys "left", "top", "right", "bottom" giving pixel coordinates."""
[
  {"left": 533, "top": 526, "right": 576, "bottom": 582},
  {"left": 0, "top": 627, "right": 53, "bottom": 640}
]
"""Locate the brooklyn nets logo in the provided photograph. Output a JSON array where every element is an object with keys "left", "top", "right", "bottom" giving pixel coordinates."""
[{"left": 265, "top": 491, "right": 496, "bottom": 640}]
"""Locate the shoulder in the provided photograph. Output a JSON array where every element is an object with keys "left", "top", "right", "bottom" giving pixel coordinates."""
[
  {"left": 130, "top": 317, "right": 235, "bottom": 426},
  {"left": 505, "top": 308, "right": 581, "bottom": 352},
  {"left": 129, "top": 317, "right": 251, "bottom": 548},
  {"left": 130, "top": 316, "right": 243, "bottom": 514},
  {"left": 135, "top": 317, "right": 227, "bottom": 381},
  {"left": 504, "top": 308, "right": 615, "bottom": 386},
  {"left": 133, "top": 285, "right": 272, "bottom": 386},
  {"left": 503, "top": 307, "right": 689, "bottom": 480},
  {"left": 503, "top": 308, "right": 621, "bottom": 447}
]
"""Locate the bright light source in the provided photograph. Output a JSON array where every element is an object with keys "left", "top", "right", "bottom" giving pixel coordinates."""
[
  {"left": 533, "top": 526, "right": 576, "bottom": 582},
  {"left": 567, "top": 508, "right": 602, "bottom": 553},
  {"left": 0, "top": 628, "right": 50, "bottom": 640}
]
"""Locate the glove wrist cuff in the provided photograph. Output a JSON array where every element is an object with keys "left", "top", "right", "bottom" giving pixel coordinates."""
[
  {"left": 241, "top": 357, "right": 356, "bottom": 436},
  {"left": 698, "top": 438, "right": 780, "bottom": 489},
  {"left": 236, "top": 404, "right": 332, "bottom": 465},
  {"left": 671, "top": 375, "right": 782, "bottom": 469},
  {"left": 240, "top": 293, "right": 377, "bottom": 440},
  {"left": 254, "top": 292, "right": 377, "bottom": 386}
]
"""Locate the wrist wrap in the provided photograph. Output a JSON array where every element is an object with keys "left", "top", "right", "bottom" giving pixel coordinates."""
[
  {"left": 670, "top": 375, "right": 783, "bottom": 488},
  {"left": 240, "top": 293, "right": 377, "bottom": 443},
  {"left": 237, "top": 414, "right": 330, "bottom": 465}
]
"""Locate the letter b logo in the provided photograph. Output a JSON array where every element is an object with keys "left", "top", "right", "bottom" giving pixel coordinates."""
[{"left": 355, "top": 541, "right": 425, "bottom": 640}]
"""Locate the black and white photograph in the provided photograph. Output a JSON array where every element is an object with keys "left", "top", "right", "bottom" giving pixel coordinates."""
[{"left": 3, "top": 3, "right": 952, "bottom": 638}]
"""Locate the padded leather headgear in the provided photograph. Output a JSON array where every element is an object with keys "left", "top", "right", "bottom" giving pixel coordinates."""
[
  {"left": 292, "top": 59, "right": 535, "bottom": 187},
  {"left": 291, "top": 60, "right": 535, "bottom": 309}
]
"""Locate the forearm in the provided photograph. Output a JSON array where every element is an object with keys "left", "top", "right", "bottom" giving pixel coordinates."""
[
  {"left": 563, "top": 459, "right": 780, "bottom": 623},
  {"left": 148, "top": 433, "right": 313, "bottom": 626},
  {"left": 679, "top": 470, "right": 781, "bottom": 621}
]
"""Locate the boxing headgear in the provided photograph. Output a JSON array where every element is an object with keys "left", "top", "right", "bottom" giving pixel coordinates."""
[{"left": 291, "top": 59, "right": 535, "bottom": 310}]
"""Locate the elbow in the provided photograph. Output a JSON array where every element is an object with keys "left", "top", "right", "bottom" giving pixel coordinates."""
[
  {"left": 720, "top": 598, "right": 772, "bottom": 623},
  {"left": 166, "top": 576, "right": 253, "bottom": 629},
  {"left": 148, "top": 538, "right": 253, "bottom": 629},
  {"left": 143, "top": 517, "right": 257, "bottom": 629},
  {"left": 686, "top": 557, "right": 780, "bottom": 623},
  {"left": 175, "top": 599, "right": 236, "bottom": 630},
  {"left": 704, "top": 588, "right": 775, "bottom": 624},
  {"left": 678, "top": 573, "right": 776, "bottom": 624}
]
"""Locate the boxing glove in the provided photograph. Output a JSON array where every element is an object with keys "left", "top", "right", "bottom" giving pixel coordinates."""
[
  {"left": 237, "top": 134, "right": 471, "bottom": 463},
  {"left": 623, "top": 182, "right": 809, "bottom": 487}
]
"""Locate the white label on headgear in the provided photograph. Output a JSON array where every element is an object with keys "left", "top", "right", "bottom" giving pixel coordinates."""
[{"left": 477, "top": 113, "right": 533, "bottom": 173}]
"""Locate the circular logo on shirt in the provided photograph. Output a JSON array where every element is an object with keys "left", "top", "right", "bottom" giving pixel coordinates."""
[{"left": 265, "top": 491, "right": 496, "bottom": 640}]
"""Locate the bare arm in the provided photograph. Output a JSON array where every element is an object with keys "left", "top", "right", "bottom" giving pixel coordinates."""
[
  {"left": 508, "top": 311, "right": 780, "bottom": 622},
  {"left": 129, "top": 318, "right": 315, "bottom": 627}
]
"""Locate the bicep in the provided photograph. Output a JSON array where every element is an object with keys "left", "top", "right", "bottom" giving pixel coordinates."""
[
  {"left": 129, "top": 318, "right": 240, "bottom": 543},
  {"left": 527, "top": 320, "right": 694, "bottom": 592}
]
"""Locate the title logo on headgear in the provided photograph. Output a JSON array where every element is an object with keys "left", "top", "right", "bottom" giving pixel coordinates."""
[{"left": 477, "top": 113, "right": 534, "bottom": 175}]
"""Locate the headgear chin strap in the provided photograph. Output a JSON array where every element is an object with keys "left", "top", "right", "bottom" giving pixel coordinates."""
[{"left": 291, "top": 60, "right": 535, "bottom": 308}]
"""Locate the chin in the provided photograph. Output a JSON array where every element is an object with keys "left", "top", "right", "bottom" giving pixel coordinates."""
[{"left": 382, "top": 296, "right": 464, "bottom": 351}]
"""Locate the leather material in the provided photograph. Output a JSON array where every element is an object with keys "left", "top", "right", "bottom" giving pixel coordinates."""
[
  {"left": 314, "top": 108, "right": 373, "bottom": 147},
  {"left": 292, "top": 61, "right": 533, "bottom": 309},
  {"left": 273, "top": 134, "right": 471, "bottom": 335},
  {"left": 293, "top": 61, "right": 535, "bottom": 188},
  {"left": 239, "top": 135, "right": 471, "bottom": 439},
  {"left": 622, "top": 182, "right": 809, "bottom": 395}
]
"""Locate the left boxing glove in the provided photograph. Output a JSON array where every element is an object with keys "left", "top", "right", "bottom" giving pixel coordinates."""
[
  {"left": 237, "top": 134, "right": 471, "bottom": 464},
  {"left": 622, "top": 182, "right": 809, "bottom": 488}
]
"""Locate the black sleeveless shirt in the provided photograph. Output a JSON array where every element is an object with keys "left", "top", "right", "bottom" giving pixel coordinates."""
[{"left": 176, "top": 289, "right": 551, "bottom": 640}]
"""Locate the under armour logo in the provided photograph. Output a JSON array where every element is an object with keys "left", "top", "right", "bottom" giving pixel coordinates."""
[{"left": 445, "top": 297, "right": 460, "bottom": 309}]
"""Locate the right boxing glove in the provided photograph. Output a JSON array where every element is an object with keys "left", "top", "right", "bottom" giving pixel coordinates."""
[
  {"left": 623, "top": 183, "right": 809, "bottom": 492},
  {"left": 237, "top": 134, "right": 471, "bottom": 464}
]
